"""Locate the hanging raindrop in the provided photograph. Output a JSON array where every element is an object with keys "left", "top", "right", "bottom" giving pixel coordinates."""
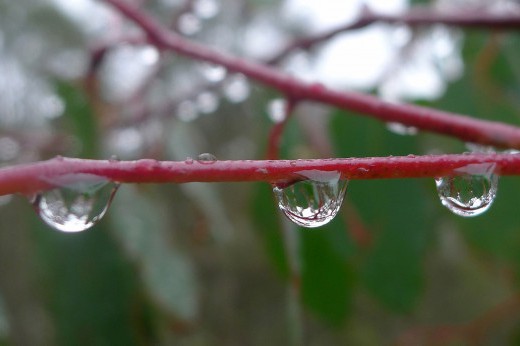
[
  {"left": 435, "top": 163, "right": 498, "bottom": 217},
  {"left": 31, "top": 174, "right": 119, "bottom": 233},
  {"left": 273, "top": 170, "right": 347, "bottom": 228},
  {"left": 197, "top": 152, "right": 217, "bottom": 163}
]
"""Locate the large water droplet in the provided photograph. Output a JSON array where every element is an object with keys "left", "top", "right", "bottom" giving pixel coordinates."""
[
  {"left": 273, "top": 170, "right": 347, "bottom": 228},
  {"left": 32, "top": 174, "right": 119, "bottom": 233},
  {"left": 197, "top": 152, "right": 217, "bottom": 163},
  {"left": 435, "top": 163, "right": 498, "bottom": 217}
]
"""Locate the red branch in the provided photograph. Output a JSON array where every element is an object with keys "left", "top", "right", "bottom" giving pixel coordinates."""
[
  {"left": 267, "top": 7, "right": 520, "bottom": 64},
  {"left": 103, "top": 0, "right": 520, "bottom": 149},
  {"left": 2, "top": 154, "right": 520, "bottom": 196}
]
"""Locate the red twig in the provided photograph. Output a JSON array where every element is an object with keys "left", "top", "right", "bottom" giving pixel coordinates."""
[
  {"left": 2, "top": 154, "right": 520, "bottom": 196},
  {"left": 268, "top": 7, "right": 520, "bottom": 64},
  {"left": 266, "top": 98, "right": 297, "bottom": 160},
  {"left": 103, "top": 0, "right": 520, "bottom": 149}
]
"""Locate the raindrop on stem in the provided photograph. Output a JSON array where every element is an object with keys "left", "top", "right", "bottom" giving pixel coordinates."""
[
  {"left": 273, "top": 170, "right": 347, "bottom": 228},
  {"left": 31, "top": 174, "right": 120, "bottom": 232},
  {"left": 435, "top": 163, "right": 498, "bottom": 217},
  {"left": 197, "top": 153, "right": 217, "bottom": 163}
]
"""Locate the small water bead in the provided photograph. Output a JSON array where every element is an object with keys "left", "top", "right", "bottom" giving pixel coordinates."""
[
  {"left": 185, "top": 157, "right": 194, "bottom": 164},
  {"left": 32, "top": 174, "right": 119, "bottom": 233},
  {"left": 465, "top": 143, "right": 495, "bottom": 153},
  {"left": 435, "top": 163, "right": 498, "bottom": 217},
  {"left": 197, "top": 153, "right": 217, "bottom": 163},
  {"left": 273, "top": 170, "right": 347, "bottom": 228}
]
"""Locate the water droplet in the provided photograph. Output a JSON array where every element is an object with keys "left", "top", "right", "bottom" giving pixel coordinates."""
[
  {"left": 185, "top": 157, "right": 194, "bottom": 164},
  {"left": 435, "top": 163, "right": 498, "bottom": 217},
  {"left": 197, "top": 153, "right": 217, "bottom": 163},
  {"left": 465, "top": 142, "right": 495, "bottom": 153},
  {"left": 32, "top": 174, "right": 119, "bottom": 233},
  {"left": 178, "top": 13, "right": 202, "bottom": 35},
  {"left": 196, "top": 91, "right": 219, "bottom": 114},
  {"left": 273, "top": 171, "right": 347, "bottom": 228},
  {"left": 386, "top": 122, "right": 418, "bottom": 136},
  {"left": 267, "top": 98, "right": 287, "bottom": 123},
  {"left": 199, "top": 62, "right": 226, "bottom": 82},
  {"left": 223, "top": 74, "right": 250, "bottom": 103}
]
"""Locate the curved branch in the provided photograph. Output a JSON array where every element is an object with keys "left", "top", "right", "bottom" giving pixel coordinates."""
[
  {"left": 267, "top": 7, "right": 520, "bottom": 65},
  {"left": 103, "top": 0, "right": 520, "bottom": 149},
  {"left": 2, "top": 154, "right": 520, "bottom": 196}
]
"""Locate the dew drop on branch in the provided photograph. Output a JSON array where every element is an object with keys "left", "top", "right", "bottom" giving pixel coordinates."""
[
  {"left": 197, "top": 153, "right": 217, "bottom": 163},
  {"left": 273, "top": 170, "right": 347, "bottom": 228},
  {"left": 435, "top": 163, "right": 498, "bottom": 217},
  {"left": 31, "top": 174, "right": 120, "bottom": 233}
]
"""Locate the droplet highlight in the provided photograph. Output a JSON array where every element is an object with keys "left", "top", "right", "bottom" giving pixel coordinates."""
[
  {"left": 32, "top": 174, "right": 119, "bottom": 233},
  {"left": 273, "top": 171, "right": 347, "bottom": 228},
  {"left": 435, "top": 163, "right": 498, "bottom": 217}
]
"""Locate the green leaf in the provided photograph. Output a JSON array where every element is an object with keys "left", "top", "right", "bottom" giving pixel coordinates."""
[
  {"left": 29, "top": 205, "right": 146, "bottom": 345},
  {"left": 110, "top": 186, "right": 199, "bottom": 322},
  {"left": 299, "top": 217, "right": 355, "bottom": 325},
  {"left": 56, "top": 82, "right": 98, "bottom": 158},
  {"left": 330, "top": 111, "right": 433, "bottom": 312},
  {"left": 252, "top": 183, "right": 290, "bottom": 277}
]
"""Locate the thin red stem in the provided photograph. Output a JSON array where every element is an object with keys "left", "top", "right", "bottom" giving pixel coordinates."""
[
  {"left": 103, "top": 0, "right": 520, "bottom": 149},
  {"left": 1, "top": 154, "right": 520, "bottom": 196},
  {"left": 266, "top": 98, "right": 297, "bottom": 160},
  {"left": 268, "top": 7, "right": 520, "bottom": 64}
]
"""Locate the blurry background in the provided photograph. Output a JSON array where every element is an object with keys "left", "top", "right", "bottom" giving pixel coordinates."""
[{"left": 0, "top": 0, "right": 520, "bottom": 344}]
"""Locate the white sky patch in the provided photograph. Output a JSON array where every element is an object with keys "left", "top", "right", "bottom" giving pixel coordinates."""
[{"left": 310, "top": 24, "right": 396, "bottom": 90}]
